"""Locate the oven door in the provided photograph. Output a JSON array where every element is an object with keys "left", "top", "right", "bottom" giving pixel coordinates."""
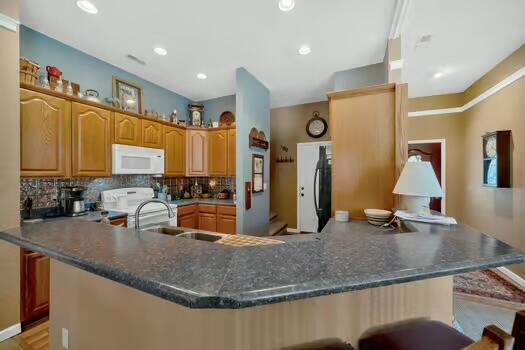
[{"left": 112, "top": 144, "right": 164, "bottom": 175}]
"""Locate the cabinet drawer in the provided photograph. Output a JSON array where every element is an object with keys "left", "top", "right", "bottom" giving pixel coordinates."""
[
  {"left": 217, "top": 205, "right": 236, "bottom": 216},
  {"left": 198, "top": 204, "right": 217, "bottom": 214},
  {"left": 178, "top": 204, "right": 197, "bottom": 216}
]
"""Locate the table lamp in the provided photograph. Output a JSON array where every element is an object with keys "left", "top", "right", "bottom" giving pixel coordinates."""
[{"left": 393, "top": 161, "right": 443, "bottom": 216}]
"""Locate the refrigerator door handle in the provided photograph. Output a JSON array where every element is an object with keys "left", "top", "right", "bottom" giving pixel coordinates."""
[{"left": 313, "top": 166, "right": 319, "bottom": 214}]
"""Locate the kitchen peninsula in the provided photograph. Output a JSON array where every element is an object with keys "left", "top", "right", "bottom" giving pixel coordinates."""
[{"left": 0, "top": 217, "right": 522, "bottom": 349}]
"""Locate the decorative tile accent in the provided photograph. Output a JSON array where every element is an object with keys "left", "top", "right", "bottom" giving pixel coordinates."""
[{"left": 20, "top": 175, "right": 236, "bottom": 209}]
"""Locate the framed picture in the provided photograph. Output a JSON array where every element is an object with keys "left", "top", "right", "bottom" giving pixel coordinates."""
[
  {"left": 112, "top": 76, "right": 144, "bottom": 114},
  {"left": 252, "top": 154, "right": 264, "bottom": 193}
]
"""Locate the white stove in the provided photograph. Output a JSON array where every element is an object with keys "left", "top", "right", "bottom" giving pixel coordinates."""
[{"left": 101, "top": 188, "right": 178, "bottom": 228}]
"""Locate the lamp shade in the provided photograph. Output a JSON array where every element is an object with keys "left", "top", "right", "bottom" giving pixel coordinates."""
[{"left": 393, "top": 161, "right": 443, "bottom": 197}]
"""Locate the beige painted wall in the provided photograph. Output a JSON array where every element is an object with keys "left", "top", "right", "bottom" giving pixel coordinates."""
[
  {"left": 409, "top": 45, "right": 525, "bottom": 277},
  {"left": 270, "top": 101, "right": 329, "bottom": 229},
  {"left": 0, "top": 0, "right": 21, "bottom": 332}
]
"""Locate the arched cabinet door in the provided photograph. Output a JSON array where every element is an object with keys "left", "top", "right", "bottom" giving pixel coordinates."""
[
  {"left": 20, "top": 89, "right": 70, "bottom": 177},
  {"left": 186, "top": 130, "right": 208, "bottom": 176},
  {"left": 114, "top": 113, "right": 141, "bottom": 146},
  {"left": 142, "top": 120, "right": 164, "bottom": 149},
  {"left": 72, "top": 102, "right": 111, "bottom": 177},
  {"left": 164, "top": 126, "right": 186, "bottom": 176},
  {"left": 208, "top": 130, "right": 228, "bottom": 176}
]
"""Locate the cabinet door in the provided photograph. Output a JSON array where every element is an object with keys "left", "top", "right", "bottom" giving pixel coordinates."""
[
  {"left": 208, "top": 130, "right": 228, "bottom": 176},
  {"left": 227, "top": 128, "right": 236, "bottom": 176},
  {"left": 114, "top": 113, "right": 141, "bottom": 146},
  {"left": 142, "top": 120, "right": 164, "bottom": 149},
  {"left": 198, "top": 213, "right": 217, "bottom": 231},
  {"left": 20, "top": 89, "right": 71, "bottom": 177},
  {"left": 179, "top": 214, "right": 196, "bottom": 229},
  {"left": 164, "top": 126, "right": 186, "bottom": 176},
  {"left": 187, "top": 130, "right": 208, "bottom": 176},
  {"left": 217, "top": 214, "right": 236, "bottom": 235},
  {"left": 72, "top": 102, "right": 111, "bottom": 177},
  {"left": 21, "top": 250, "right": 50, "bottom": 324}
]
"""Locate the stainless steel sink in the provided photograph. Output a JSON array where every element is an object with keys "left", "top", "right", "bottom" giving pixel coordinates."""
[
  {"left": 146, "top": 227, "right": 186, "bottom": 236},
  {"left": 175, "top": 232, "right": 223, "bottom": 242}
]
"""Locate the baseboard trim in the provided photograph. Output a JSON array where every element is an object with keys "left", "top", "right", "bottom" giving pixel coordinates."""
[
  {"left": 287, "top": 228, "right": 300, "bottom": 233},
  {"left": 497, "top": 267, "right": 525, "bottom": 289},
  {"left": 0, "top": 323, "right": 21, "bottom": 342}
]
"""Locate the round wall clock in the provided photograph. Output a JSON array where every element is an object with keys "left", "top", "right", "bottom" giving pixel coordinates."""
[
  {"left": 306, "top": 111, "right": 328, "bottom": 138},
  {"left": 485, "top": 135, "right": 497, "bottom": 158}
]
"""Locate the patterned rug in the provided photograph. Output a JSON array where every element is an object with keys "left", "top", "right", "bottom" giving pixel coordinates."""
[{"left": 454, "top": 270, "right": 525, "bottom": 304}]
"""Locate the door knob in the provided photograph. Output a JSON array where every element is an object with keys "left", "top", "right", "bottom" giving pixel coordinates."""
[
  {"left": 301, "top": 193, "right": 304, "bottom": 197},
  {"left": 301, "top": 187, "right": 304, "bottom": 190}
]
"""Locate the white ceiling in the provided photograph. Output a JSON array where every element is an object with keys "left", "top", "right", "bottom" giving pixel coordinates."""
[
  {"left": 20, "top": 0, "right": 395, "bottom": 107},
  {"left": 402, "top": 0, "right": 525, "bottom": 98}
]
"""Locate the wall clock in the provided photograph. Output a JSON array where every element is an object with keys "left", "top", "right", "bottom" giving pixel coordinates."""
[
  {"left": 306, "top": 111, "right": 328, "bottom": 138},
  {"left": 482, "top": 130, "right": 511, "bottom": 188},
  {"left": 188, "top": 104, "right": 204, "bottom": 126}
]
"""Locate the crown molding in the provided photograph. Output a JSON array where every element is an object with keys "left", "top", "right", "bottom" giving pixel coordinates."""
[
  {"left": 408, "top": 66, "right": 525, "bottom": 117},
  {"left": 0, "top": 13, "right": 19, "bottom": 32},
  {"left": 389, "top": 0, "right": 410, "bottom": 39}
]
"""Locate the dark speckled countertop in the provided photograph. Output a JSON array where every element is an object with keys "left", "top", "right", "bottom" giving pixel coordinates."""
[{"left": 0, "top": 218, "right": 522, "bottom": 309}]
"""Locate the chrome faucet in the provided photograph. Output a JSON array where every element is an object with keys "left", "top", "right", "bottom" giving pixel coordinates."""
[{"left": 134, "top": 199, "right": 175, "bottom": 230}]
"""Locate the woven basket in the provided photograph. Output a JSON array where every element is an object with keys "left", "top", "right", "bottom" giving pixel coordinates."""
[{"left": 20, "top": 58, "right": 40, "bottom": 85}]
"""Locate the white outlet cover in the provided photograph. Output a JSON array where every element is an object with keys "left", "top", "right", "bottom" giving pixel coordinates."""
[{"left": 61, "top": 328, "right": 69, "bottom": 349}]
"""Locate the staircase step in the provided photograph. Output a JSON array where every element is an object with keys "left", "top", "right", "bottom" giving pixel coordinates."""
[
  {"left": 269, "top": 219, "right": 288, "bottom": 236},
  {"left": 269, "top": 211, "right": 278, "bottom": 223}
]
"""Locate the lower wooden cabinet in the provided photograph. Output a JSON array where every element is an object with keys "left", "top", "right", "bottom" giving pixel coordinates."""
[
  {"left": 217, "top": 205, "right": 236, "bottom": 234},
  {"left": 109, "top": 217, "right": 127, "bottom": 227},
  {"left": 198, "top": 213, "right": 217, "bottom": 232},
  {"left": 21, "top": 249, "right": 50, "bottom": 324},
  {"left": 178, "top": 204, "right": 198, "bottom": 229}
]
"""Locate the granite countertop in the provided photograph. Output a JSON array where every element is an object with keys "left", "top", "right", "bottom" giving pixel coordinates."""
[
  {"left": 170, "top": 198, "right": 236, "bottom": 207},
  {"left": 78, "top": 210, "right": 128, "bottom": 222},
  {"left": 0, "top": 218, "right": 522, "bottom": 309}
]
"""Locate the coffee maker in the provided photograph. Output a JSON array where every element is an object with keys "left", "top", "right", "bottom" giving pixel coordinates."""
[{"left": 59, "top": 186, "right": 87, "bottom": 217}]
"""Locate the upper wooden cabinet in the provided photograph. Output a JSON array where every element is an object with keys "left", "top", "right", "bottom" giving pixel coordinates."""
[
  {"left": 114, "top": 113, "right": 141, "bottom": 146},
  {"left": 72, "top": 102, "right": 112, "bottom": 177},
  {"left": 20, "top": 89, "right": 71, "bottom": 177},
  {"left": 142, "top": 120, "right": 164, "bottom": 149},
  {"left": 187, "top": 129, "right": 208, "bottom": 176},
  {"left": 227, "top": 129, "right": 236, "bottom": 176},
  {"left": 208, "top": 130, "right": 228, "bottom": 176},
  {"left": 164, "top": 126, "right": 186, "bottom": 176}
]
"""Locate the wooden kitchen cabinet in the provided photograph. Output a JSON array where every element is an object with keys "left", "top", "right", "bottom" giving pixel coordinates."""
[
  {"left": 208, "top": 130, "right": 228, "bottom": 176},
  {"left": 20, "top": 249, "right": 50, "bottom": 324},
  {"left": 227, "top": 128, "right": 236, "bottom": 176},
  {"left": 72, "top": 102, "right": 112, "bottom": 177},
  {"left": 109, "top": 217, "right": 127, "bottom": 227},
  {"left": 178, "top": 204, "right": 197, "bottom": 229},
  {"left": 187, "top": 130, "right": 208, "bottom": 176},
  {"left": 198, "top": 213, "right": 217, "bottom": 232},
  {"left": 217, "top": 205, "right": 236, "bottom": 234},
  {"left": 20, "top": 89, "right": 71, "bottom": 177},
  {"left": 142, "top": 120, "right": 164, "bottom": 149},
  {"left": 114, "top": 113, "right": 141, "bottom": 146},
  {"left": 164, "top": 126, "right": 186, "bottom": 176}
]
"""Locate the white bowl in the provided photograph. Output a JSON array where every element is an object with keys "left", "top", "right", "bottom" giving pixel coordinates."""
[{"left": 364, "top": 209, "right": 392, "bottom": 217}]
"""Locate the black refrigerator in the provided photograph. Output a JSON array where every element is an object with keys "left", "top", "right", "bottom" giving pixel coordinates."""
[{"left": 314, "top": 145, "right": 332, "bottom": 232}]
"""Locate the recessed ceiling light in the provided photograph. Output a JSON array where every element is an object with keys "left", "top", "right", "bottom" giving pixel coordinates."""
[
  {"left": 153, "top": 47, "right": 167, "bottom": 56},
  {"left": 433, "top": 71, "right": 445, "bottom": 79},
  {"left": 197, "top": 73, "right": 207, "bottom": 80},
  {"left": 298, "top": 45, "right": 311, "bottom": 55},
  {"left": 278, "top": 0, "right": 295, "bottom": 12},
  {"left": 76, "top": 0, "right": 98, "bottom": 14}
]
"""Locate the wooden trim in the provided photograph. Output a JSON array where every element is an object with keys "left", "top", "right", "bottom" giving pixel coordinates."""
[
  {"left": 394, "top": 84, "right": 408, "bottom": 208},
  {"left": 0, "top": 323, "right": 21, "bottom": 343},
  {"left": 327, "top": 83, "right": 396, "bottom": 100},
  {"left": 20, "top": 83, "right": 235, "bottom": 131}
]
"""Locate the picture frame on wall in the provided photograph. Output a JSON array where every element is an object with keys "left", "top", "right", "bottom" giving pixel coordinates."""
[
  {"left": 112, "top": 76, "right": 144, "bottom": 114},
  {"left": 252, "top": 154, "right": 264, "bottom": 193}
]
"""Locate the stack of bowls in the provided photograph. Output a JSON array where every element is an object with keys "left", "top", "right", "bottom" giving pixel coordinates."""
[{"left": 364, "top": 209, "right": 392, "bottom": 226}]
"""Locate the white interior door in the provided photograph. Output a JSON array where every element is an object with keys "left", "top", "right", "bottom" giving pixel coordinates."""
[{"left": 297, "top": 142, "right": 331, "bottom": 232}]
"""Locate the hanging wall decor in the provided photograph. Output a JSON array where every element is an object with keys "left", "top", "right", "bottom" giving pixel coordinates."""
[{"left": 252, "top": 154, "right": 264, "bottom": 193}]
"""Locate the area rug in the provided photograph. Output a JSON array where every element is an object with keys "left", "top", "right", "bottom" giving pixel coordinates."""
[{"left": 454, "top": 270, "right": 525, "bottom": 304}]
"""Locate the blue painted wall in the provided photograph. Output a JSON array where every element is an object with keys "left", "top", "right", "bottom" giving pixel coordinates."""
[
  {"left": 20, "top": 26, "right": 191, "bottom": 117},
  {"left": 235, "top": 68, "right": 270, "bottom": 236},
  {"left": 332, "top": 62, "right": 387, "bottom": 91},
  {"left": 200, "top": 95, "right": 236, "bottom": 123}
]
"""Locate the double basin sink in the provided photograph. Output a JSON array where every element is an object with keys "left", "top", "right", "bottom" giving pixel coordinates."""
[{"left": 144, "top": 226, "right": 223, "bottom": 242}]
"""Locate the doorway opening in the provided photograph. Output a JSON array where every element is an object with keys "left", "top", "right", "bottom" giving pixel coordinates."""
[{"left": 408, "top": 139, "right": 446, "bottom": 214}]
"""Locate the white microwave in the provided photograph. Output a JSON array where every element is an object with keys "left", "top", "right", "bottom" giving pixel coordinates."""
[{"left": 112, "top": 144, "right": 164, "bottom": 175}]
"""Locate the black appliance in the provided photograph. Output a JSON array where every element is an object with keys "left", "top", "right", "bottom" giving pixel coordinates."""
[
  {"left": 313, "top": 146, "right": 332, "bottom": 232},
  {"left": 59, "top": 186, "right": 87, "bottom": 217}
]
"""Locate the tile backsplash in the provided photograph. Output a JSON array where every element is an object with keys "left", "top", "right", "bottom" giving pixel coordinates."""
[{"left": 21, "top": 176, "right": 236, "bottom": 209}]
